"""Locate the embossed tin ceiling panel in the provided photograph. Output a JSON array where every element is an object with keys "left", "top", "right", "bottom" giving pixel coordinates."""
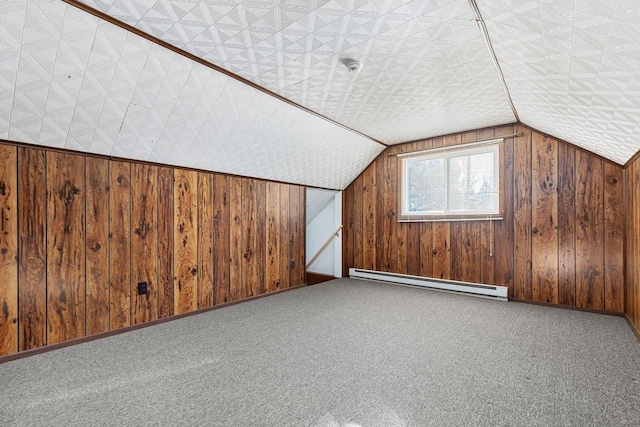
[
  {"left": 479, "top": 0, "right": 640, "bottom": 164},
  {"left": 76, "top": 0, "right": 517, "bottom": 143},
  {"left": 2, "top": 0, "right": 384, "bottom": 190}
]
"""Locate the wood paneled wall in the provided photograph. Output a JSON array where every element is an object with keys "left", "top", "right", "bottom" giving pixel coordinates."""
[
  {"left": 625, "top": 156, "right": 640, "bottom": 335},
  {"left": 0, "top": 142, "right": 305, "bottom": 357},
  {"left": 343, "top": 124, "right": 625, "bottom": 313}
]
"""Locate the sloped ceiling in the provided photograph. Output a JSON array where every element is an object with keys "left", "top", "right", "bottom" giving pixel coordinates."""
[
  {"left": 1, "top": 0, "right": 383, "bottom": 190},
  {"left": 479, "top": 0, "right": 640, "bottom": 165},
  {"left": 3, "top": 1, "right": 639, "bottom": 191},
  {"left": 76, "top": 0, "right": 517, "bottom": 143}
]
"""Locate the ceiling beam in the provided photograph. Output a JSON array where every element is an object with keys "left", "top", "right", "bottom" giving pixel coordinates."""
[{"left": 467, "top": 0, "right": 520, "bottom": 122}]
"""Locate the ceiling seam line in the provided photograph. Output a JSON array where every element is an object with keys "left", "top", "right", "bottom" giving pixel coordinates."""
[
  {"left": 467, "top": 0, "right": 520, "bottom": 122},
  {"left": 61, "top": 0, "right": 389, "bottom": 148}
]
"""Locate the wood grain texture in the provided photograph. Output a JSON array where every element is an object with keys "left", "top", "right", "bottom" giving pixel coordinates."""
[
  {"left": 531, "top": 133, "right": 558, "bottom": 303},
  {"left": 575, "top": 152, "right": 604, "bottom": 310},
  {"left": 513, "top": 126, "right": 533, "bottom": 300},
  {"left": 362, "top": 165, "right": 376, "bottom": 271},
  {"left": 353, "top": 174, "right": 364, "bottom": 269},
  {"left": 604, "top": 163, "right": 624, "bottom": 313},
  {"left": 241, "top": 179, "right": 257, "bottom": 299},
  {"left": 174, "top": 169, "right": 198, "bottom": 314},
  {"left": 255, "top": 180, "right": 267, "bottom": 295},
  {"left": 289, "top": 185, "right": 304, "bottom": 287},
  {"left": 46, "top": 152, "right": 85, "bottom": 344},
  {"left": 229, "top": 177, "right": 243, "bottom": 300},
  {"left": 557, "top": 144, "right": 576, "bottom": 306},
  {"left": 493, "top": 128, "right": 515, "bottom": 293},
  {"left": 2, "top": 141, "right": 309, "bottom": 356},
  {"left": 109, "top": 161, "right": 131, "bottom": 329},
  {"left": 432, "top": 222, "right": 450, "bottom": 280},
  {"left": 627, "top": 161, "right": 640, "bottom": 333},
  {"left": 266, "top": 182, "right": 280, "bottom": 291},
  {"left": 212, "top": 174, "right": 230, "bottom": 304},
  {"left": 18, "top": 148, "right": 47, "bottom": 351},
  {"left": 85, "top": 157, "right": 110, "bottom": 335},
  {"left": 0, "top": 145, "right": 18, "bottom": 355},
  {"left": 157, "top": 167, "right": 174, "bottom": 318},
  {"left": 342, "top": 125, "right": 624, "bottom": 313},
  {"left": 461, "top": 221, "right": 480, "bottom": 283},
  {"left": 419, "top": 222, "right": 433, "bottom": 278},
  {"left": 197, "top": 172, "right": 214, "bottom": 309},
  {"left": 406, "top": 223, "right": 421, "bottom": 276},
  {"left": 279, "top": 184, "right": 290, "bottom": 289},
  {"left": 131, "top": 163, "right": 158, "bottom": 324}
]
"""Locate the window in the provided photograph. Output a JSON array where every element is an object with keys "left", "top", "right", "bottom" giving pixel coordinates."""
[{"left": 398, "top": 140, "right": 503, "bottom": 221}]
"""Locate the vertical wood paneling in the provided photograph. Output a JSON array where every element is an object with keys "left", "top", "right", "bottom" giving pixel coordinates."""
[
  {"left": 18, "top": 148, "right": 47, "bottom": 351},
  {"left": 109, "top": 161, "right": 131, "bottom": 329},
  {"left": 255, "top": 180, "right": 267, "bottom": 294},
  {"left": 266, "top": 182, "right": 280, "bottom": 291},
  {"left": 461, "top": 222, "right": 481, "bottom": 283},
  {"left": 557, "top": 144, "right": 576, "bottom": 306},
  {"left": 241, "top": 179, "right": 257, "bottom": 298},
  {"left": 157, "top": 167, "right": 174, "bottom": 318},
  {"left": 604, "top": 163, "right": 624, "bottom": 313},
  {"left": 628, "top": 162, "right": 640, "bottom": 330},
  {"left": 531, "top": 133, "right": 558, "bottom": 303},
  {"left": 575, "top": 152, "right": 604, "bottom": 310},
  {"left": 494, "top": 128, "right": 515, "bottom": 292},
  {"left": 174, "top": 169, "right": 198, "bottom": 314},
  {"left": 449, "top": 222, "right": 462, "bottom": 281},
  {"left": 212, "top": 174, "right": 230, "bottom": 304},
  {"left": 419, "top": 223, "right": 433, "bottom": 278},
  {"left": 480, "top": 221, "right": 494, "bottom": 285},
  {"left": 362, "top": 165, "right": 376, "bottom": 271},
  {"left": 297, "top": 187, "right": 306, "bottom": 286},
  {"left": 2, "top": 141, "right": 309, "bottom": 356},
  {"left": 289, "top": 185, "right": 303, "bottom": 287},
  {"left": 476, "top": 129, "right": 495, "bottom": 285},
  {"left": 279, "top": 184, "right": 290, "bottom": 289},
  {"left": 131, "top": 164, "right": 158, "bottom": 324},
  {"left": 353, "top": 174, "right": 364, "bottom": 269},
  {"left": 0, "top": 145, "right": 18, "bottom": 355},
  {"left": 85, "top": 157, "right": 110, "bottom": 335},
  {"left": 513, "top": 126, "right": 533, "bottom": 300},
  {"left": 432, "top": 223, "right": 450, "bottom": 280},
  {"left": 197, "top": 172, "right": 214, "bottom": 309},
  {"left": 229, "top": 177, "right": 243, "bottom": 300},
  {"left": 46, "top": 152, "right": 85, "bottom": 344},
  {"left": 343, "top": 125, "right": 624, "bottom": 314}
]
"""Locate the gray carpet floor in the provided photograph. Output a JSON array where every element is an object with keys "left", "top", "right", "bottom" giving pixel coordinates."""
[{"left": 1, "top": 278, "right": 639, "bottom": 426}]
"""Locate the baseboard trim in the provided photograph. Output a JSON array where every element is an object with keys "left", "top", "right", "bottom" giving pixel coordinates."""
[
  {"left": 510, "top": 298, "right": 625, "bottom": 317},
  {"left": 625, "top": 314, "right": 640, "bottom": 342},
  {"left": 0, "top": 284, "right": 306, "bottom": 365},
  {"left": 306, "top": 272, "right": 336, "bottom": 285}
]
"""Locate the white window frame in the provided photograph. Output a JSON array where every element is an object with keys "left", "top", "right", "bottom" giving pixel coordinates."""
[{"left": 397, "top": 139, "right": 504, "bottom": 222}]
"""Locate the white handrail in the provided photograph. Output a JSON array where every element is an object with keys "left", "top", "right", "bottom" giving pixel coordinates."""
[{"left": 306, "top": 225, "right": 343, "bottom": 269}]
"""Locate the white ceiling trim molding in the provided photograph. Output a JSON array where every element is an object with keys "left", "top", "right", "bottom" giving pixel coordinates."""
[
  {"left": 479, "top": 0, "right": 640, "bottom": 165},
  {"left": 2, "top": 0, "right": 384, "bottom": 190},
  {"left": 74, "top": 0, "right": 517, "bottom": 145}
]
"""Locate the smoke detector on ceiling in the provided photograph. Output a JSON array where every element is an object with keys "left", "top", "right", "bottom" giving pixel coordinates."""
[{"left": 345, "top": 60, "right": 362, "bottom": 74}]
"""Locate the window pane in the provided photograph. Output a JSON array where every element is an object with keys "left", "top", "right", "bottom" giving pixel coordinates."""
[
  {"left": 406, "top": 157, "right": 445, "bottom": 213},
  {"left": 448, "top": 151, "right": 495, "bottom": 212}
]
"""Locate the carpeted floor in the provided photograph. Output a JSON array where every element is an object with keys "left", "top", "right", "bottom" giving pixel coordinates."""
[{"left": 1, "top": 279, "right": 639, "bottom": 426}]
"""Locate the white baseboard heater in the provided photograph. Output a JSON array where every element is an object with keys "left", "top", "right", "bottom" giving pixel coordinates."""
[{"left": 349, "top": 268, "right": 508, "bottom": 301}]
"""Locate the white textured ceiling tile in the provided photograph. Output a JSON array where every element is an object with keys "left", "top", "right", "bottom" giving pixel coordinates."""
[
  {"left": 480, "top": 0, "right": 640, "bottom": 164},
  {"left": 74, "top": 0, "right": 516, "bottom": 145},
  {"left": 9, "top": 0, "right": 65, "bottom": 144},
  {"left": 0, "top": 1, "right": 27, "bottom": 138}
]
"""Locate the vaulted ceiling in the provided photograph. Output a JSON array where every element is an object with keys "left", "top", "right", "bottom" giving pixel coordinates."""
[{"left": 2, "top": 0, "right": 640, "bottom": 189}]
